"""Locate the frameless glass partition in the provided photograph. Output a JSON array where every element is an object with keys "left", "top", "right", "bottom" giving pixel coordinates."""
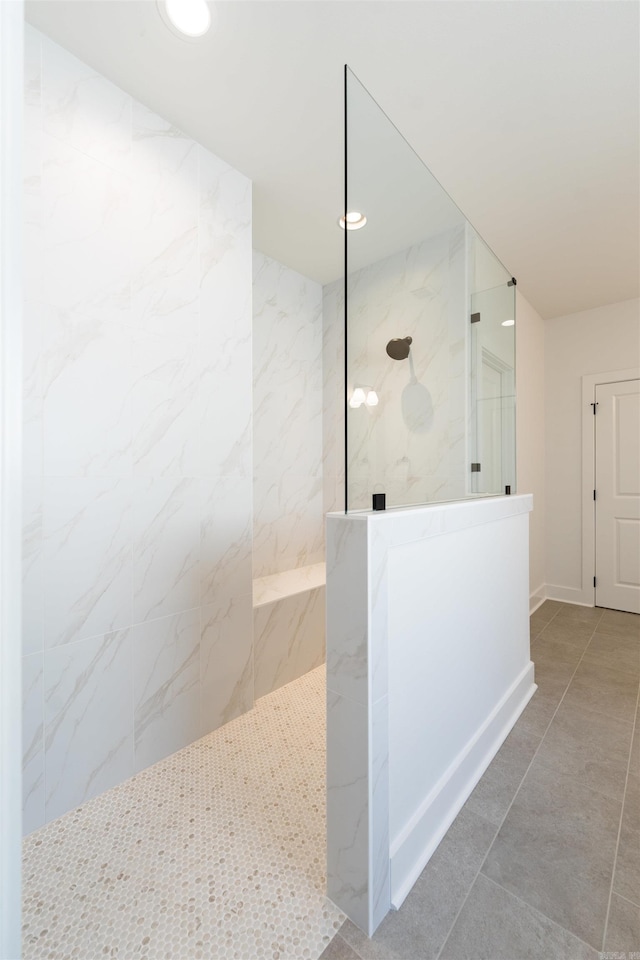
[{"left": 343, "top": 67, "right": 515, "bottom": 512}]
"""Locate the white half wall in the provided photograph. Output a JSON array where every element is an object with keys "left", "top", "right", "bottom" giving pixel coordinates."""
[
  {"left": 545, "top": 297, "right": 640, "bottom": 602},
  {"left": 515, "top": 291, "right": 545, "bottom": 606},
  {"left": 326, "top": 495, "right": 534, "bottom": 936}
]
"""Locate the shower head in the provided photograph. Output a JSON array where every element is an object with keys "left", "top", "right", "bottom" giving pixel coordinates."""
[{"left": 386, "top": 336, "right": 412, "bottom": 361}]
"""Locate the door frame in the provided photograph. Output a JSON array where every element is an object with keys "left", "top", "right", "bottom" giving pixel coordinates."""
[
  {"left": 581, "top": 367, "right": 640, "bottom": 608},
  {"left": 0, "top": 1, "right": 24, "bottom": 956}
]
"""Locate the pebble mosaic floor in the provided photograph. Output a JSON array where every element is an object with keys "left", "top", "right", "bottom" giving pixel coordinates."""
[{"left": 23, "top": 665, "right": 344, "bottom": 960}]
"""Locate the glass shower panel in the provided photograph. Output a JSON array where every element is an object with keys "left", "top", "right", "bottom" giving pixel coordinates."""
[
  {"left": 345, "top": 67, "right": 467, "bottom": 512},
  {"left": 344, "top": 67, "right": 516, "bottom": 512},
  {"left": 468, "top": 232, "right": 516, "bottom": 496}
]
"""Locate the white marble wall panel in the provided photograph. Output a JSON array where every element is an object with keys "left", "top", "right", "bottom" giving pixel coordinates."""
[
  {"left": 200, "top": 477, "right": 253, "bottom": 606},
  {"left": 42, "top": 301, "right": 133, "bottom": 478},
  {"left": 133, "top": 477, "right": 200, "bottom": 623},
  {"left": 133, "top": 609, "right": 201, "bottom": 771},
  {"left": 22, "top": 30, "right": 253, "bottom": 832},
  {"left": 42, "top": 134, "right": 131, "bottom": 317},
  {"left": 322, "top": 279, "right": 344, "bottom": 516},
  {"left": 252, "top": 473, "right": 324, "bottom": 578},
  {"left": 44, "top": 629, "right": 133, "bottom": 822},
  {"left": 254, "top": 587, "right": 325, "bottom": 698},
  {"left": 22, "top": 653, "right": 45, "bottom": 836},
  {"left": 41, "top": 33, "right": 131, "bottom": 174},
  {"left": 200, "top": 151, "right": 252, "bottom": 480},
  {"left": 200, "top": 151, "right": 252, "bottom": 315},
  {"left": 325, "top": 516, "right": 369, "bottom": 706},
  {"left": 131, "top": 332, "right": 200, "bottom": 478},
  {"left": 253, "top": 252, "right": 323, "bottom": 578},
  {"left": 130, "top": 105, "right": 199, "bottom": 344},
  {"left": 200, "top": 329, "right": 252, "bottom": 479},
  {"left": 201, "top": 596, "right": 253, "bottom": 733},
  {"left": 327, "top": 689, "right": 370, "bottom": 933},
  {"left": 43, "top": 477, "right": 132, "bottom": 648}
]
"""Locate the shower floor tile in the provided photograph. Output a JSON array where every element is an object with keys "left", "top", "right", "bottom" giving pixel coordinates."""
[{"left": 22, "top": 665, "right": 344, "bottom": 960}]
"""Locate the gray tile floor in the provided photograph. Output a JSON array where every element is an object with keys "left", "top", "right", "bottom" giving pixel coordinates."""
[{"left": 322, "top": 602, "right": 640, "bottom": 960}]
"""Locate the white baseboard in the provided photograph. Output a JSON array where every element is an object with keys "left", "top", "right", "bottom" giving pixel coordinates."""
[
  {"left": 389, "top": 662, "right": 536, "bottom": 909},
  {"left": 529, "top": 585, "right": 546, "bottom": 614},
  {"left": 545, "top": 584, "right": 593, "bottom": 607}
]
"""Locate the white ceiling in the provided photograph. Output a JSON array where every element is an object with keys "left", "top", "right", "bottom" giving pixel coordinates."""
[{"left": 26, "top": 0, "right": 640, "bottom": 320}]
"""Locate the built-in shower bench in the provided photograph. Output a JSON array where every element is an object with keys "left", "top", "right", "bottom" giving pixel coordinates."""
[{"left": 252, "top": 562, "right": 326, "bottom": 698}]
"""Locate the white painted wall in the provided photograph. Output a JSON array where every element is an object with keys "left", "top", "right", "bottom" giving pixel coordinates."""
[
  {"left": 545, "top": 297, "right": 640, "bottom": 600},
  {"left": 516, "top": 291, "right": 546, "bottom": 604},
  {"left": 22, "top": 27, "right": 253, "bottom": 833}
]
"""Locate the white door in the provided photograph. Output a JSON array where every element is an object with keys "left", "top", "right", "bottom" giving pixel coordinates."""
[{"left": 595, "top": 379, "right": 640, "bottom": 613}]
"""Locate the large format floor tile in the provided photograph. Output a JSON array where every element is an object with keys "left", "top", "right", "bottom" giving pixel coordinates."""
[
  {"left": 613, "top": 772, "right": 640, "bottom": 905},
  {"left": 329, "top": 602, "right": 639, "bottom": 960},
  {"left": 597, "top": 608, "right": 640, "bottom": 641},
  {"left": 440, "top": 874, "right": 598, "bottom": 960},
  {"left": 562, "top": 660, "right": 639, "bottom": 723},
  {"left": 533, "top": 700, "right": 633, "bottom": 802},
  {"left": 464, "top": 726, "right": 540, "bottom": 827},
  {"left": 604, "top": 894, "right": 640, "bottom": 954},
  {"left": 336, "top": 808, "right": 497, "bottom": 960},
  {"left": 482, "top": 761, "right": 622, "bottom": 949},
  {"left": 583, "top": 632, "right": 640, "bottom": 676}
]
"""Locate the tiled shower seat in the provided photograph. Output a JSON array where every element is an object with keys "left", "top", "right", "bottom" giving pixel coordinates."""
[{"left": 253, "top": 562, "right": 326, "bottom": 697}]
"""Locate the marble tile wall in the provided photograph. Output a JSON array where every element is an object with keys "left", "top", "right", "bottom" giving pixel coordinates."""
[
  {"left": 21, "top": 27, "right": 253, "bottom": 833},
  {"left": 252, "top": 252, "right": 324, "bottom": 577},
  {"left": 323, "top": 228, "right": 468, "bottom": 512}
]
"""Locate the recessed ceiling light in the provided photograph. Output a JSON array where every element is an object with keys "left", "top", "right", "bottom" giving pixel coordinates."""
[
  {"left": 501, "top": 319, "right": 515, "bottom": 327},
  {"left": 339, "top": 211, "right": 367, "bottom": 231},
  {"left": 161, "top": 0, "right": 212, "bottom": 38}
]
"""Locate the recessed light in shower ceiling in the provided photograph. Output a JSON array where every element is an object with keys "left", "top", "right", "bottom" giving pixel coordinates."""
[
  {"left": 501, "top": 319, "right": 515, "bottom": 327},
  {"left": 160, "top": 0, "right": 212, "bottom": 38},
  {"left": 339, "top": 211, "right": 367, "bottom": 231}
]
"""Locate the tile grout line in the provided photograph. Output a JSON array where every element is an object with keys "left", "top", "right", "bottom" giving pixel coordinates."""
[
  {"left": 435, "top": 606, "right": 604, "bottom": 960},
  {"left": 600, "top": 677, "right": 640, "bottom": 954},
  {"left": 480, "top": 872, "right": 602, "bottom": 956},
  {"left": 610, "top": 891, "right": 640, "bottom": 911}
]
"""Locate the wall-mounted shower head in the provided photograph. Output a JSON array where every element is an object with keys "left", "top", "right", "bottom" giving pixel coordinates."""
[{"left": 386, "top": 336, "right": 412, "bottom": 361}]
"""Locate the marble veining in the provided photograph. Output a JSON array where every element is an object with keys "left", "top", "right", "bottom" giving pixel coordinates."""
[
  {"left": 43, "top": 476, "right": 132, "bottom": 649},
  {"left": 133, "top": 607, "right": 201, "bottom": 771},
  {"left": 44, "top": 628, "right": 133, "bottom": 822},
  {"left": 22, "top": 27, "right": 254, "bottom": 832},
  {"left": 200, "top": 595, "right": 253, "bottom": 733}
]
